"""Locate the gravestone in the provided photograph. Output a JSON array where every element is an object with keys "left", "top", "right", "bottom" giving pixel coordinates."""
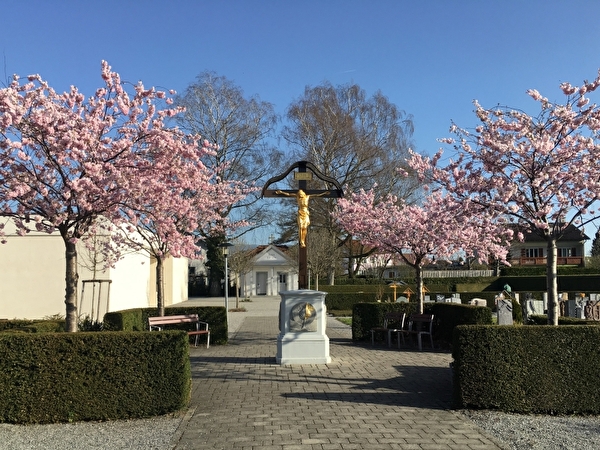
[
  {"left": 567, "top": 300, "right": 578, "bottom": 318},
  {"left": 497, "top": 298, "right": 513, "bottom": 325},
  {"left": 470, "top": 298, "right": 487, "bottom": 307},
  {"left": 575, "top": 295, "right": 588, "bottom": 319},
  {"left": 527, "top": 300, "right": 544, "bottom": 316}
]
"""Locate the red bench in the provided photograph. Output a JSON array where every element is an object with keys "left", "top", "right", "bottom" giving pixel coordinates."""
[{"left": 148, "top": 314, "right": 210, "bottom": 348}]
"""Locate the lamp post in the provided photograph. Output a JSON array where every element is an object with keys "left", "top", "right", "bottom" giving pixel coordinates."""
[{"left": 220, "top": 242, "right": 233, "bottom": 314}]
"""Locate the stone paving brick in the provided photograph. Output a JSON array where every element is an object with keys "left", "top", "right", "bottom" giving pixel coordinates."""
[{"left": 172, "top": 297, "right": 507, "bottom": 450}]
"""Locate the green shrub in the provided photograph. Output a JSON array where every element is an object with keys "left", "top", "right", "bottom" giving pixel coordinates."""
[
  {"left": 352, "top": 302, "right": 419, "bottom": 342},
  {"left": 452, "top": 325, "right": 600, "bottom": 414},
  {"left": 2, "top": 320, "right": 66, "bottom": 333},
  {"left": 0, "top": 331, "right": 190, "bottom": 423},
  {"left": 352, "top": 301, "right": 493, "bottom": 347},
  {"left": 527, "top": 314, "right": 600, "bottom": 325},
  {"left": 429, "top": 303, "right": 492, "bottom": 345},
  {"left": 325, "top": 292, "right": 379, "bottom": 310},
  {"left": 0, "top": 319, "right": 35, "bottom": 332},
  {"left": 104, "top": 306, "right": 227, "bottom": 345}
]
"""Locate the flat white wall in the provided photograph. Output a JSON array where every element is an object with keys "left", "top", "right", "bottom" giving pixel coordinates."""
[
  {"left": 0, "top": 229, "right": 98, "bottom": 319},
  {"left": 109, "top": 250, "right": 152, "bottom": 311},
  {"left": 167, "top": 257, "right": 189, "bottom": 306},
  {"left": 0, "top": 223, "right": 189, "bottom": 320}
]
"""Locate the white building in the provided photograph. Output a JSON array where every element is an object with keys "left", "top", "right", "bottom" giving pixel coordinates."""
[
  {"left": 0, "top": 223, "right": 189, "bottom": 321},
  {"left": 239, "top": 245, "right": 298, "bottom": 296}
]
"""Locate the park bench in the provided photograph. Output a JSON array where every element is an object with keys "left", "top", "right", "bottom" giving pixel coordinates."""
[
  {"left": 398, "top": 313, "right": 434, "bottom": 351},
  {"left": 148, "top": 314, "right": 210, "bottom": 348},
  {"left": 370, "top": 312, "right": 406, "bottom": 348}
]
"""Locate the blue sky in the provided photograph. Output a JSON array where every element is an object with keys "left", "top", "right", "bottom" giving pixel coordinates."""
[{"left": 3, "top": 0, "right": 600, "bottom": 243}]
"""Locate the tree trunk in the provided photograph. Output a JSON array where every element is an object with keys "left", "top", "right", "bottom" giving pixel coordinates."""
[
  {"left": 347, "top": 257, "right": 355, "bottom": 278},
  {"left": 64, "top": 239, "right": 79, "bottom": 332},
  {"left": 546, "top": 238, "right": 559, "bottom": 325},
  {"left": 156, "top": 257, "right": 165, "bottom": 317},
  {"left": 415, "top": 265, "right": 424, "bottom": 314}
]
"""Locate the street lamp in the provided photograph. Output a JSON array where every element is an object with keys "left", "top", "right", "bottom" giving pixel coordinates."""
[{"left": 220, "top": 242, "right": 234, "bottom": 314}]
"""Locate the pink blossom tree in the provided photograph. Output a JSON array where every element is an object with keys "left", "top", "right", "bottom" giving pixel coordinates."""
[
  {"left": 334, "top": 189, "right": 511, "bottom": 313},
  {"left": 407, "top": 71, "right": 600, "bottom": 324},
  {"left": 0, "top": 61, "right": 231, "bottom": 331},
  {"left": 120, "top": 164, "right": 248, "bottom": 317}
]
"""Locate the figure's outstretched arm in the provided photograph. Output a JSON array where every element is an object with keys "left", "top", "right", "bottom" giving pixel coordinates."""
[
  {"left": 310, "top": 191, "right": 330, "bottom": 199},
  {"left": 275, "top": 190, "right": 295, "bottom": 197}
]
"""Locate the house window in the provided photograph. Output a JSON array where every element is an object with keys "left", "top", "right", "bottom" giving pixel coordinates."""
[
  {"left": 525, "top": 248, "right": 544, "bottom": 258},
  {"left": 279, "top": 273, "right": 287, "bottom": 283},
  {"left": 558, "top": 247, "right": 577, "bottom": 257},
  {"left": 388, "top": 271, "right": 395, "bottom": 279}
]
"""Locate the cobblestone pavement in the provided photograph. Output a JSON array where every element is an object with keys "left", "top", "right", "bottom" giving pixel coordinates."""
[{"left": 172, "top": 297, "right": 507, "bottom": 449}]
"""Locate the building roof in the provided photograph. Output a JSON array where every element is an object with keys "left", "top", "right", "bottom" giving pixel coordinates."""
[
  {"left": 250, "top": 244, "right": 295, "bottom": 267},
  {"left": 510, "top": 223, "right": 589, "bottom": 243}
]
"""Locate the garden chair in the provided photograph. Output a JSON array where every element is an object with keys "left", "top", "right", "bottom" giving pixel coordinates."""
[{"left": 370, "top": 312, "right": 406, "bottom": 348}]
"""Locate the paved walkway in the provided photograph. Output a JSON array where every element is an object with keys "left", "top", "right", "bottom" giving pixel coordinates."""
[{"left": 172, "top": 296, "right": 507, "bottom": 449}]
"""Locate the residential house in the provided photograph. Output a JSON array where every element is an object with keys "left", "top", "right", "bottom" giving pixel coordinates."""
[{"left": 508, "top": 224, "right": 589, "bottom": 267}]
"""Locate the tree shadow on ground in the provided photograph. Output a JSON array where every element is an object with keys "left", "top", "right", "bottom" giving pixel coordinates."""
[{"left": 189, "top": 351, "right": 453, "bottom": 410}]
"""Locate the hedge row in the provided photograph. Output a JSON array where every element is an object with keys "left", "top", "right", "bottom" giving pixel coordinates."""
[
  {"left": 452, "top": 325, "right": 600, "bottom": 414},
  {"left": 351, "top": 302, "right": 419, "bottom": 342},
  {"left": 351, "top": 302, "right": 492, "bottom": 346},
  {"left": 0, "top": 319, "right": 65, "bottom": 333},
  {"left": 104, "top": 305, "right": 227, "bottom": 345},
  {"left": 329, "top": 273, "right": 600, "bottom": 295},
  {"left": 527, "top": 314, "right": 600, "bottom": 325},
  {"left": 501, "top": 266, "right": 600, "bottom": 276},
  {"left": 0, "top": 331, "right": 190, "bottom": 424}
]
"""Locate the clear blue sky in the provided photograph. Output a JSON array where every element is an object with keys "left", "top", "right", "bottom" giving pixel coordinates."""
[
  {"left": 3, "top": 0, "right": 600, "bottom": 244},
  {"left": 4, "top": 0, "right": 600, "bottom": 155}
]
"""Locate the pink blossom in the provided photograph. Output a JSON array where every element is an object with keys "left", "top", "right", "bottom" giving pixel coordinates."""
[
  {"left": 0, "top": 60, "right": 250, "bottom": 331},
  {"left": 407, "top": 69, "right": 600, "bottom": 325}
]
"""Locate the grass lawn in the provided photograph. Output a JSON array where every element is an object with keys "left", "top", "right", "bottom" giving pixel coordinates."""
[{"left": 337, "top": 317, "right": 352, "bottom": 326}]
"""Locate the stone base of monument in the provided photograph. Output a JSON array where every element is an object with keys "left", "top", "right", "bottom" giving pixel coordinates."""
[{"left": 276, "top": 290, "right": 331, "bottom": 365}]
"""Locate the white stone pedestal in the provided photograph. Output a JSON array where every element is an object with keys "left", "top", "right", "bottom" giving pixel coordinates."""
[{"left": 276, "top": 290, "right": 331, "bottom": 365}]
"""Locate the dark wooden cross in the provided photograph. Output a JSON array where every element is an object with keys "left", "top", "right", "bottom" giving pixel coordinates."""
[{"left": 262, "top": 161, "right": 343, "bottom": 290}]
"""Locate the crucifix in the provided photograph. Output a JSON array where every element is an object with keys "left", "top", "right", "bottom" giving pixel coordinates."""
[{"left": 262, "top": 161, "right": 343, "bottom": 289}]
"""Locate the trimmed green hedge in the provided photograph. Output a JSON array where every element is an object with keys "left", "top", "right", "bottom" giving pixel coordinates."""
[
  {"left": 0, "top": 331, "right": 190, "bottom": 424},
  {"left": 104, "top": 306, "right": 227, "bottom": 345},
  {"left": 452, "top": 325, "right": 600, "bottom": 414},
  {"left": 501, "top": 266, "right": 599, "bottom": 276},
  {"left": 428, "top": 303, "right": 493, "bottom": 344},
  {"left": 527, "top": 314, "right": 600, "bottom": 325},
  {"left": 352, "top": 302, "right": 419, "bottom": 342},
  {"left": 352, "top": 302, "right": 493, "bottom": 347},
  {"left": 0, "top": 320, "right": 66, "bottom": 333},
  {"left": 325, "top": 292, "right": 379, "bottom": 310}
]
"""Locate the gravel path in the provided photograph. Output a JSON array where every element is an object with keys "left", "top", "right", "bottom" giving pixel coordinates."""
[
  {"left": 461, "top": 409, "right": 600, "bottom": 450},
  {"left": 0, "top": 414, "right": 185, "bottom": 450}
]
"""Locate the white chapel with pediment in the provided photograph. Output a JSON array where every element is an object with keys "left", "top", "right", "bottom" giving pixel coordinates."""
[{"left": 240, "top": 244, "right": 298, "bottom": 297}]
